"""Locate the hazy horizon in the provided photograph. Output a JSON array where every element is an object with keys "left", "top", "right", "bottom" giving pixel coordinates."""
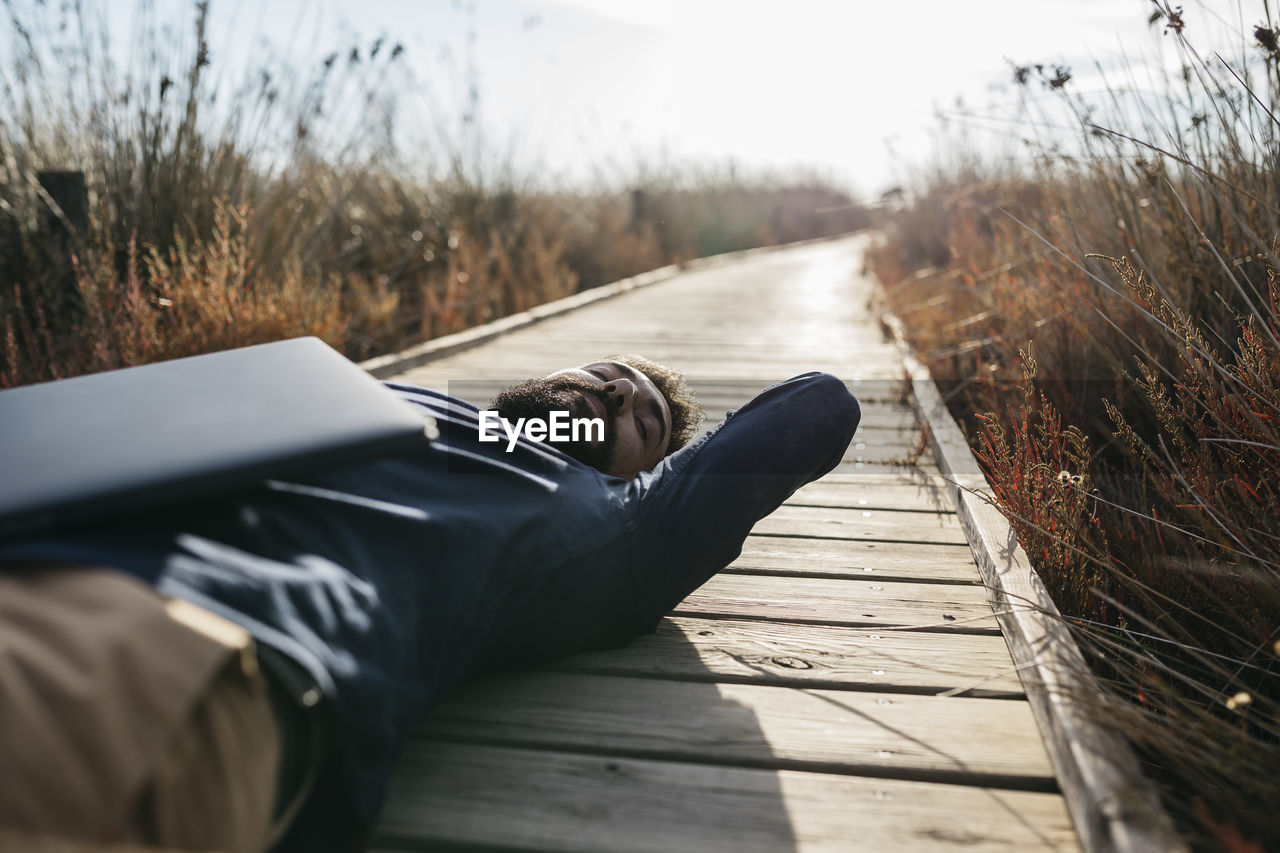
[{"left": 12, "top": 0, "right": 1263, "bottom": 197}]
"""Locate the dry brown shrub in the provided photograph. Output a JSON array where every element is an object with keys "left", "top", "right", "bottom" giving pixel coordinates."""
[{"left": 867, "top": 4, "right": 1280, "bottom": 843}]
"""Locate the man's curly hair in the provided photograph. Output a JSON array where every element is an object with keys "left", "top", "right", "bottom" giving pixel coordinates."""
[{"left": 604, "top": 353, "right": 704, "bottom": 452}]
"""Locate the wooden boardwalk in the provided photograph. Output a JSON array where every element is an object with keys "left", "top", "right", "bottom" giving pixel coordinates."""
[{"left": 371, "top": 236, "right": 1080, "bottom": 851}]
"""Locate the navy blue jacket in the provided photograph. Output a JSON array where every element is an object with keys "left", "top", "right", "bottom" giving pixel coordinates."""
[{"left": 0, "top": 372, "right": 859, "bottom": 850}]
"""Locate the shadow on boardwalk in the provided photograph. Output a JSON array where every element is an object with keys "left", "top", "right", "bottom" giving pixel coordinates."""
[{"left": 375, "top": 627, "right": 800, "bottom": 852}]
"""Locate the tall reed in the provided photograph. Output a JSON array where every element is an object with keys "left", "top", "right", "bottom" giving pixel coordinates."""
[{"left": 869, "top": 3, "right": 1280, "bottom": 846}]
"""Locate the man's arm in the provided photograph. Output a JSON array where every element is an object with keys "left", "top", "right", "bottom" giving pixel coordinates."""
[
  {"left": 629, "top": 371, "right": 859, "bottom": 625},
  {"left": 472, "top": 372, "right": 858, "bottom": 673}
]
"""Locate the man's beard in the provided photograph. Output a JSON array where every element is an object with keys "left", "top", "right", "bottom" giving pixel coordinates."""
[{"left": 490, "top": 374, "right": 617, "bottom": 473}]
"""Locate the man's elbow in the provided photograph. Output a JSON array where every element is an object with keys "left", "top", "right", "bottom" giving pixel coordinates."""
[
  {"left": 806, "top": 372, "right": 861, "bottom": 439},
  {"left": 794, "top": 372, "right": 860, "bottom": 464}
]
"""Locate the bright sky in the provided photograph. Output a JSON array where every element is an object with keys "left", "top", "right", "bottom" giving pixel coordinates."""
[{"left": 171, "top": 0, "right": 1262, "bottom": 195}]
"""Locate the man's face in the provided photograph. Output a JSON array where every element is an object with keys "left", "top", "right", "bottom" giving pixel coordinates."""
[{"left": 491, "top": 360, "right": 673, "bottom": 479}]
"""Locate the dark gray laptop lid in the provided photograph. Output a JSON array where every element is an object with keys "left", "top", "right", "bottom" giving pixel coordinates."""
[{"left": 0, "top": 337, "right": 434, "bottom": 539}]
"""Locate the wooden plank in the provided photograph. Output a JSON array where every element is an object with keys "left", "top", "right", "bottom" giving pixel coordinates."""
[
  {"left": 754, "top": 505, "right": 968, "bottom": 545},
  {"left": 417, "top": 333, "right": 891, "bottom": 346},
  {"left": 412, "top": 339, "right": 898, "bottom": 355},
  {"left": 693, "top": 385, "right": 909, "bottom": 405},
  {"left": 732, "top": 534, "right": 981, "bottom": 584},
  {"left": 423, "top": 380, "right": 908, "bottom": 402},
  {"left": 546, "top": 616, "right": 1026, "bottom": 698},
  {"left": 787, "top": 476, "right": 956, "bottom": 513},
  {"left": 685, "top": 383, "right": 894, "bottom": 401},
  {"left": 835, "top": 457, "right": 940, "bottom": 475},
  {"left": 839, "top": 432, "right": 930, "bottom": 464},
  {"left": 678, "top": 574, "right": 999, "bottom": 633},
  {"left": 693, "top": 428, "right": 932, "bottom": 466},
  {"left": 406, "top": 361, "right": 903, "bottom": 382},
  {"left": 683, "top": 404, "right": 910, "bottom": 421},
  {"left": 414, "top": 672, "right": 1058, "bottom": 785},
  {"left": 795, "top": 472, "right": 951, "bottom": 487},
  {"left": 846, "top": 409, "right": 926, "bottom": 431},
  {"left": 412, "top": 361, "right": 904, "bottom": 379},
  {"left": 701, "top": 414, "right": 921, "bottom": 435},
  {"left": 374, "top": 742, "right": 1080, "bottom": 853},
  {"left": 432, "top": 339, "right": 898, "bottom": 353},
  {"left": 407, "top": 333, "right": 883, "bottom": 347}
]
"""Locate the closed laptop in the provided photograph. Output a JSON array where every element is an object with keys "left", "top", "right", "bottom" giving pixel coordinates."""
[{"left": 0, "top": 337, "right": 434, "bottom": 539}]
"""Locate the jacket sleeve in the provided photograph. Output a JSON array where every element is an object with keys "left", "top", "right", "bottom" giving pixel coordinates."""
[{"left": 628, "top": 372, "right": 860, "bottom": 626}]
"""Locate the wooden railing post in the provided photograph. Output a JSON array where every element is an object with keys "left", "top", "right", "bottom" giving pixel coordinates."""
[
  {"left": 37, "top": 170, "right": 88, "bottom": 234},
  {"left": 630, "top": 188, "right": 646, "bottom": 233},
  {"left": 37, "top": 169, "right": 88, "bottom": 320}
]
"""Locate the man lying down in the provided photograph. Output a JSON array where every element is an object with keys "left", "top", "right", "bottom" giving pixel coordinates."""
[{"left": 0, "top": 354, "right": 860, "bottom": 853}]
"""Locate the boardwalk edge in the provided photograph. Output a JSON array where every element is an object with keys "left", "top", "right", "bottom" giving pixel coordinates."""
[
  {"left": 359, "top": 234, "right": 853, "bottom": 379},
  {"left": 878, "top": 307, "right": 1186, "bottom": 853}
]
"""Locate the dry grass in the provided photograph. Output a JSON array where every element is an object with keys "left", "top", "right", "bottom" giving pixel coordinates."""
[
  {"left": 0, "top": 0, "right": 866, "bottom": 388},
  {"left": 867, "top": 3, "right": 1280, "bottom": 848}
]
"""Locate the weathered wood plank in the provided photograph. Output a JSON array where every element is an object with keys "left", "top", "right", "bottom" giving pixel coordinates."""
[
  {"left": 698, "top": 406, "right": 917, "bottom": 427},
  {"left": 787, "top": 474, "right": 956, "bottom": 513},
  {"left": 703, "top": 414, "right": 921, "bottom": 435},
  {"left": 410, "top": 333, "right": 896, "bottom": 349},
  {"left": 414, "top": 672, "right": 1058, "bottom": 785},
  {"left": 374, "top": 742, "right": 1080, "bottom": 853},
  {"left": 430, "top": 334, "right": 894, "bottom": 349},
  {"left": 732, "top": 534, "right": 981, "bottom": 584},
  {"left": 678, "top": 574, "right": 999, "bottom": 633},
  {"left": 835, "top": 457, "right": 940, "bottom": 475},
  {"left": 546, "top": 616, "right": 1026, "bottom": 698},
  {"left": 837, "top": 434, "right": 929, "bottom": 465},
  {"left": 692, "top": 384, "right": 908, "bottom": 405},
  {"left": 406, "top": 363, "right": 905, "bottom": 385},
  {"left": 411, "top": 356, "right": 894, "bottom": 368},
  {"left": 688, "top": 382, "right": 900, "bottom": 400},
  {"left": 754, "top": 505, "right": 968, "bottom": 545},
  {"left": 690, "top": 428, "right": 932, "bottom": 466}
]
